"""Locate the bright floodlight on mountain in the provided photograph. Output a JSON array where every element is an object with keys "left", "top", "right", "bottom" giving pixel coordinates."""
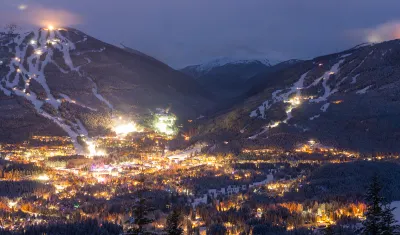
[
  {"left": 113, "top": 122, "right": 142, "bottom": 136},
  {"left": 153, "top": 113, "right": 178, "bottom": 136},
  {"left": 47, "top": 25, "right": 55, "bottom": 31}
]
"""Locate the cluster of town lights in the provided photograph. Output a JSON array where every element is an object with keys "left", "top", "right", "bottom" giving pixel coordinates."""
[
  {"left": 85, "top": 140, "right": 106, "bottom": 157},
  {"left": 113, "top": 122, "right": 142, "bottom": 136}
]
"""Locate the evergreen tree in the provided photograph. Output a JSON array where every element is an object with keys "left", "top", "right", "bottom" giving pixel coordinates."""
[
  {"left": 362, "top": 174, "right": 399, "bottom": 235},
  {"left": 207, "top": 223, "right": 227, "bottom": 235},
  {"left": 380, "top": 203, "right": 399, "bottom": 235},
  {"left": 362, "top": 175, "right": 384, "bottom": 235},
  {"left": 125, "top": 157, "right": 155, "bottom": 235},
  {"left": 165, "top": 208, "right": 183, "bottom": 235},
  {"left": 323, "top": 225, "right": 334, "bottom": 235}
]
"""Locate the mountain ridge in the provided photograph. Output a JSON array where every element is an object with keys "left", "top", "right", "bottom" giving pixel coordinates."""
[
  {"left": 195, "top": 39, "right": 400, "bottom": 153},
  {"left": 181, "top": 57, "right": 275, "bottom": 77},
  {"left": 0, "top": 27, "right": 214, "bottom": 146}
]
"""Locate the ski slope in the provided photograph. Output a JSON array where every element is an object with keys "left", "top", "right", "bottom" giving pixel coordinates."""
[{"left": 0, "top": 28, "right": 114, "bottom": 152}]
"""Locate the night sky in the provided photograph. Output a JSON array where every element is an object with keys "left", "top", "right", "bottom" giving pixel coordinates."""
[{"left": 2, "top": 0, "right": 400, "bottom": 68}]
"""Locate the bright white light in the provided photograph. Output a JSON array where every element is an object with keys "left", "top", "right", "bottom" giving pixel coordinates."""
[
  {"left": 153, "top": 114, "right": 177, "bottom": 136},
  {"left": 8, "top": 200, "right": 18, "bottom": 208},
  {"left": 96, "top": 176, "right": 106, "bottom": 183},
  {"left": 18, "top": 4, "right": 27, "bottom": 10},
  {"left": 48, "top": 25, "right": 54, "bottom": 31},
  {"left": 34, "top": 49, "right": 43, "bottom": 55},
  {"left": 37, "top": 174, "right": 50, "bottom": 181},
  {"left": 287, "top": 97, "right": 301, "bottom": 106},
  {"left": 268, "top": 121, "right": 281, "bottom": 128},
  {"left": 30, "top": 40, "right": 36, "bottom": 45},
  {"left": 54, "top": 185, "right": 65, "bottom": 191},
  {"left": 114, "top": 122, "right": 141, "bottom": 135},
  {"left": 86, "top": 140, "right": 106, "bottom": 157}
]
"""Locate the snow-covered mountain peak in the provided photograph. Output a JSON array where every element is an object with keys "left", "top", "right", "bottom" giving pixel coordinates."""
[{"left": 187, "top": 56, "right": 274, "bottom": 73}]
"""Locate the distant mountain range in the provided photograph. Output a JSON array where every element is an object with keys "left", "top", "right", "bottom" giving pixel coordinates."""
[
  {"left": 180, "top": 57, "right": 298, "bottom": 99},
  {"left": 181, "top": 57, "right": 274, "bottom": 77}
]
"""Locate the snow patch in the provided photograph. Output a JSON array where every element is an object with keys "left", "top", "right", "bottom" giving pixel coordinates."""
[
  {"left": 320, "top": 103, "right": 330, "bottom": 112},
  {"left": 391, "top": 201, "right": 400, "bottom": 225},
  {"left": 59, "top": 93, "right": 97, "bottom": 111},
  {"left": 340, "top": 53, "right": 352, "bottom": 58},
  {"left": 310, "top": 59, "right": 345, "bottom": 103},
  {"left": 356, "top": 85, "right": 372, "bottom": 94},
  {"left": 188, "top": 56, "right": 273, "bottom": 73},
  {"left": 309, "top": 114, "right": 320, "bottom": 120},
  {"left": 88, "top": 77, "right": 114, "bottom": 110},
  {"left": 351, "top": 74, "right": 360, "bottom": 84}
]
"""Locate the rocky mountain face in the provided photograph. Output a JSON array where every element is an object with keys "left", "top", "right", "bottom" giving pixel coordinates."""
[
  {"left": 0, "top": 27, "right": 214, "bottom": 144},
  {"left": 197, "top": 40, "right": 400, "bottom": 153},
  {"left": 181, "top": 58, "right": 273, "bottom": 99}
]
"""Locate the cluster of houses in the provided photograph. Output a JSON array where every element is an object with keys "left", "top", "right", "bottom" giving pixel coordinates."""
[{"left": 191, "top": 174, "right": 274, "bottom": 207}]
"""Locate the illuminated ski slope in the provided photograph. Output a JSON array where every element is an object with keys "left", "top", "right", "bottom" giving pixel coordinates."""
[
  {"left": 0, "top": 27, "right": 113, "bottom": 152},
  {"left": 248, "top": 57, "right": 351, "bottom": 139}
]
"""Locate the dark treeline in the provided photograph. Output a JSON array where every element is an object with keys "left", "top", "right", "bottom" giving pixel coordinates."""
[
  {"left": 0, "top": 180, "right": 53, "bottom": 198},
  {"left": 297, "top": 161, "right": 400, "bottom": 201},
  {"left": 0, "top": 219, "right": 122, "bottom": 235}
]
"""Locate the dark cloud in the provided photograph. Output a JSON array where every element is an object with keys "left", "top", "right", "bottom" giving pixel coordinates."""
[{"left": 1, "top": 0, "right": 400, "bottom": 67}]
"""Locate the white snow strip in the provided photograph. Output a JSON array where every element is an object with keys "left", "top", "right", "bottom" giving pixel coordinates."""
[
  {"left": 51, "top": 62, "right": 69, "bottom": 74},
  {"left": 76, "top": 119, "right": 89, "bottom": 136},
  {"left": 356, "top": 85, "right": 372, "bottom": 94},
  {"left": 249, "top": 71, "right": 309, "bottom": 138},
  {"left": 351, "top": 74, "right": 360, "bottom": 84},
  {"left": 0, "top": 28, "right": 102, "bottom": 153},
  {"left": 87, "top": 77, "right": 114, "bottom": 110},
  {"left": 309, "top": 114, "right": 320, "bottom": 120},
  {"left": 310, "top": 59, "right": 345, "bottom": 103},
  {"left": 345, "top": 50, "right": 373, "bottom": 85},
  {"left": 250, "top": 101, "right": 270, "bottom": 118},
  {"left": 340, "top": 53, "right": 352, "bottom": 58},
  {"left": 0, "top": 86, "right": 11, "bottom": 96},
  {"left": 320, "top": 103, "right": 330, "bottom": 112},
  {"left": 74, "top": 48, "right": 106, "bottom": 56},
  {"left": 75, "top": 36, "right": 88, "bottom": 44},
  {"left": 59, "top": 93, "right": 97, "bottom": 111},
  {"left": 250, "top": 72, "right": 308, "bottom": 119}
]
